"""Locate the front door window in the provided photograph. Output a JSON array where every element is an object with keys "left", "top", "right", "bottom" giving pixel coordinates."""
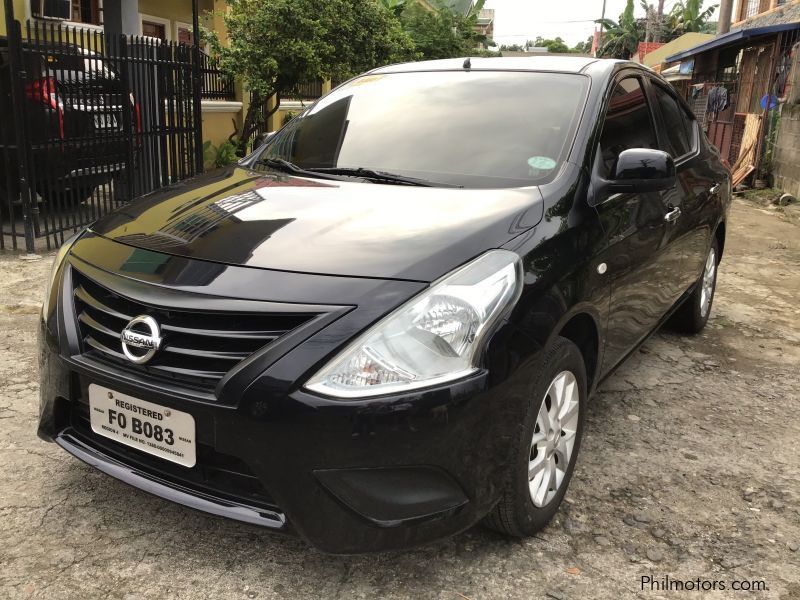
[{"left": 598, "top": 77, "right": 659, "bottom": 178}]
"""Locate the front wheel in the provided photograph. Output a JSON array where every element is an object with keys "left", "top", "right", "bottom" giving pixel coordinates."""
[
  {"left": 484, "top": 337, "right": 587, "bottom": 537},
  {"left": 668, "top": 238, "right": 719, "bottom": 334}
]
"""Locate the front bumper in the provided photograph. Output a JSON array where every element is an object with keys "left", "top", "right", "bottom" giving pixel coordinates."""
[
  {"left": 39, "top": 332, "right": 516, "bottom": 553},
  {"left": 38, "top": 232, "right": 536, "bottom": 553}
]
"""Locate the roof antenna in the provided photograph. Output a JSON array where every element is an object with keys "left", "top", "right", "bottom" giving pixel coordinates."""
[{"left": 463, "top": 57, "right": 471, "bottom": 70}]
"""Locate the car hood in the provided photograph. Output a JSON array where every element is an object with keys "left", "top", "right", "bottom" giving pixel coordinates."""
[{"left": 91, "top": 166, "right": 544, "bottom": 282}]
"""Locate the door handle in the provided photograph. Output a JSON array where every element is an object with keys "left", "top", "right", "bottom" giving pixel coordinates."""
[
  {"left": 664, "top": 206, "right": 681, "bottom": 222},
  {"left": 709, "top": 182, "right": 721, "bottom": 195}
]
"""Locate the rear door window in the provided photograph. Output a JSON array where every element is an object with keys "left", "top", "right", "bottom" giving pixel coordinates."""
[
  {"left": 597, "top": 77, "right": 659, "bottom": 178},
  {"left": 651, "top": 83, "right": 695, "bottom": 158}
]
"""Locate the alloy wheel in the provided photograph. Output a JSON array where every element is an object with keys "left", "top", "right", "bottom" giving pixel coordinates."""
[
  {"left": 528, "top": 370, "right": 580, "bottom": 507},
  {"left": 699, "top": 247, "right": 717, "bottom": 318}
]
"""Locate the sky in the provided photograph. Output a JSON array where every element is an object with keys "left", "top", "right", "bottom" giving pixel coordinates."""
[{"left": 483, "top": 0, "right": 719, "bottom": 48}]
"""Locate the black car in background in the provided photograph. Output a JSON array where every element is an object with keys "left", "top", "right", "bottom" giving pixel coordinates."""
[
  {"left": 0, "top": 37, "right": 139, "bottom": 204},
  {"left": 38, "top": 56, "right": 730, "bottom": 553}
]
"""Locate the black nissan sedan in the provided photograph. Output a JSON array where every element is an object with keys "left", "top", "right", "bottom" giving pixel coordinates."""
[{"left": 38, "top": 56, "right": 730, "bottom": 554}]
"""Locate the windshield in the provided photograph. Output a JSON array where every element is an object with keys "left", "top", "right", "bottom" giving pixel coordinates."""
[{"left": 257, "top": 70, "right": 590, "bottom": 189}]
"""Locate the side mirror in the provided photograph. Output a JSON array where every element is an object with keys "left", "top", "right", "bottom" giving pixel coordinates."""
[{"left": 606, "top": 148, "right": 676, "bottom": 194}]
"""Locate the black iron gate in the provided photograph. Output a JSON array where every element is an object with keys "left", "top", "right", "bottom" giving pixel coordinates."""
[{"left": 1, "top": 13, "right": 203, "bottom": 252}]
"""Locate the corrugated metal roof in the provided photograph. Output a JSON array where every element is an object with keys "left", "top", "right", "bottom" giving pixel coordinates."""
[{"left": 665, "top": 22, "right": 800, "bottom": 63}]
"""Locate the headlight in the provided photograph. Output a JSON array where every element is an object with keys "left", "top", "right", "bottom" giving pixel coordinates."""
[
  {"left": 305, "top": 250, "right": 522, "bottom": 399},
  {"left": 42, "top": 230, "right": 83, "bottom": 317}
]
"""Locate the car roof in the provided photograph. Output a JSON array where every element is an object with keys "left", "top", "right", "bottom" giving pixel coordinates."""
[{"left": 371, "top": 55, "right": 602, "bottom": 75}]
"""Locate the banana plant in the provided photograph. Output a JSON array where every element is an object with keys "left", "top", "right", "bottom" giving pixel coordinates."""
[
  {"left": 596, "top": 0, "right": 645, "bottom": 59},
  {"left": 378, "top": 0, "right": 412, "bottom": 17},
  {"left": 669, "top": 0, "right": 718, "bottom": 35}
]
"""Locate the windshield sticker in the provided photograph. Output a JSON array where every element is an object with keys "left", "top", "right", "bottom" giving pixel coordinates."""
[{"left": 528, "top": 156, "right": 557, "bottom": 171}]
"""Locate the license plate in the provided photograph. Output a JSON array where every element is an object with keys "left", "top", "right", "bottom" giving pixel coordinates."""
[
  {"left": 93, "top": 114, "right": 118, "bottom": 129},
  {"left": 88, "top": 384, "right": 196, "bottom": 468}
]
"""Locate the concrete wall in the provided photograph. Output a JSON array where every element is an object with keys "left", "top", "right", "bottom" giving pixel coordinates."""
[
  {"left": 732, "top": 0, "right": 800, "bottom": 29},
  {"left": 201, "top": 106, "right": 240, "bottom": 148},
  {"left": 136, "top": 0, "right": 214, "bottom": 39},
  {"left": 1, "top": 0, "right": 28, "bottom": 37},
  {"left": 773, "top": 103, "right": 800, "bottom": 198}
]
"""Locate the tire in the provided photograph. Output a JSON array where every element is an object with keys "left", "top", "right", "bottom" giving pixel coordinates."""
[
  {"left": 668, "top": 237, "right": 719, "bottom": 334},
  {"left": 484, "top": 336, "right": 587, "bottom": 537}
]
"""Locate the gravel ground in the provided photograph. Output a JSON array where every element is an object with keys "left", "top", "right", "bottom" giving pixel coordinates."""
[{"left": 1, "top": 198, "right": 798, "bottom": 599}]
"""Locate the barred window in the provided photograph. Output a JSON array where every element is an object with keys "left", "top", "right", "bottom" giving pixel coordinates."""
[{"left": 71, "top": 0, "right": 102, "bottom": 25}]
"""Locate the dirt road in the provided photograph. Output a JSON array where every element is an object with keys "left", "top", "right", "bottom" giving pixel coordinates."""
[{"left": 1, "top": 198, "right": 798, "bottom": 599}]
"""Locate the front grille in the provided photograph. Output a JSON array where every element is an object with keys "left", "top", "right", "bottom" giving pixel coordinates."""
[{"left": 72, "top": 269, "right": 315, "bottom": 393}]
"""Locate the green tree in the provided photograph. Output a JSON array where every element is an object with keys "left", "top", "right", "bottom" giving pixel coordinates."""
[
  {"left": 401, "top": 3, "right": 464, "bottom": 59},
  {"left": 461, "top": 0, "right": 489, "bottom": 49},
  {"left": 378, "top": 0, "right": 411, "bottom": 18},
  {"left": 571, "top": 36, "right": 594, "bottom": 54},
  {"left": 668, "top": 0, "right": 718, "bottom": 36},
  {"left": 596, "top": 0, "right": 646, "bottom": 59},
  {"left": 400, "top": 0, "right": 487, "bottom": 59},
  {"left": 208, "top": 0, "right": 414, "bottom": 154},
  {"left": 537, "top": 37, "right": 570, "bottom": 53}
]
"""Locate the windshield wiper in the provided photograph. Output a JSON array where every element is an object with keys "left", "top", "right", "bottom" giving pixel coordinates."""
[
  {"left": 255, "top": 158, "right": 344, "bottom": 182},
  {"left": 307, "top": 167, "right": 459, "bottom": 188}
]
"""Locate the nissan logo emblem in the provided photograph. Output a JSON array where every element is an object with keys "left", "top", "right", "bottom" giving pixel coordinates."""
[{"left": 120, "top": 315, "right": 162, "bottom": 364}]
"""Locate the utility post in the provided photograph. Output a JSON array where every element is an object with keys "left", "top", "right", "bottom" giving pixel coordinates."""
[
  {"left": 718, "top": 0, "right": 733, "bottom": 35},
  {"left": 596, "top": 0, "right": 607, "bottom": 57},
  {"left": 654, "top": 0, "right": 665, "bottom": 43}
]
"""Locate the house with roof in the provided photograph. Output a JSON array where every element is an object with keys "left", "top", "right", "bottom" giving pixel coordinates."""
[
  {"left": 640, "top": 32, "right": 716, "bottom": 73},
  {"left": 632, "top": 41, "right": 665, "bottom": 64},
  {"left": 1, "top": 0, "right": 240, "bottom": 152},
  {"left": 659, "top": 0, "right": 800, "bottom": 192}
]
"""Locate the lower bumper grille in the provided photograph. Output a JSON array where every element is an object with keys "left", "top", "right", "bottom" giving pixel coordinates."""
[{"left": 68, "top": 399, "right": 280, "bottom": 514}]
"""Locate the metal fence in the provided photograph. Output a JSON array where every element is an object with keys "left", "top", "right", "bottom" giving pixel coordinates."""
[
  {"left": 1, "top": 16, "right": 204, "bottom": 252},
  {"left": 200, "top": 50, "right": 235, "bottom": 101},
  {"left": 246, "top": 93, "right": 270, "bottom": 151},
  {"left": 286, "top": 80, "right": 323, "bottom": 101}
]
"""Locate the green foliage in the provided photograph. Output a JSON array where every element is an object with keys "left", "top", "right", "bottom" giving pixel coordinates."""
[
  {"left": 596, "top": 0, "right": 644, "bottom": 59},
  {"left": 500, "top": 36, "right": 593, "bottom": 55},
  {"left": 203, "top": 140, "right": 240, "bottom": 169},
  {"left": 668, "top": 0, "right": 718, "bottom": 35},
  {"left": 208, "top": 0, "right": 415, "bottom": 152},
  {"left": 400, "top": 0, "right": 487, "bottom": 60},
  {"left": 532, "top": 36, "right": 569, "bottom": 54},
  {"left": 378, "top": 0, "right": 410, "bottom": 18},
  {"left": 401, "top": 4, "right": 463, "bottom": 59},
  {"left": 596, "top": 0, "right": 717, "bottom": 58},
  {"left": 571, "top": 36, "right": 595, "bottom": 54},
  {"left": 462, "top": 0, "right": 488, "bottom": 48},
  {"left": 282, "top": 110, "right": 298, "bottom": 126}
]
